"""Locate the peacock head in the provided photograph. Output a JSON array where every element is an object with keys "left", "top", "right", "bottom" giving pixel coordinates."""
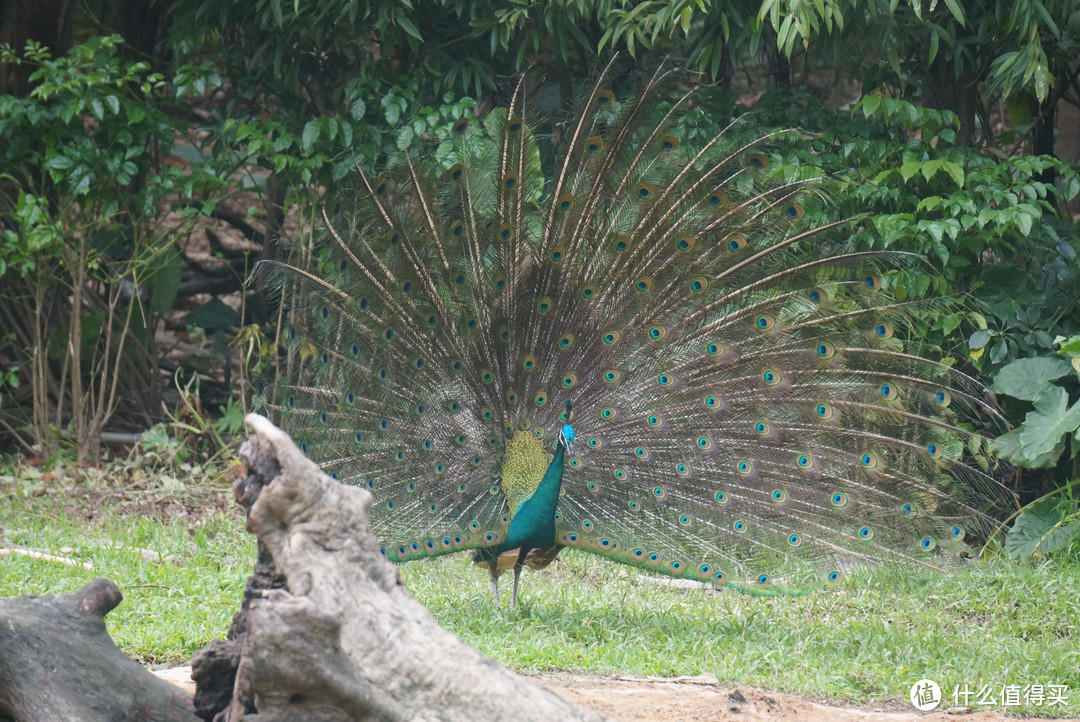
[{"left": 559, "top": 399, "right": 576, "bottom": 454}]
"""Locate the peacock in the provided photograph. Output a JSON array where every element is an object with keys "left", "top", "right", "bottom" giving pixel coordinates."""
[{"left": 256, "top": 60, "right": 1011, "bottom": 608}]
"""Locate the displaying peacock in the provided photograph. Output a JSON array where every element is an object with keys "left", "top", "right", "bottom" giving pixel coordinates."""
[{"left": 257, "top": 60, "right": 1011, "bottom": 608}]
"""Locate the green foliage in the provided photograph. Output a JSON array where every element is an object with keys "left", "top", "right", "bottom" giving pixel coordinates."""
[
  {"left": 1005, "top": 492, "right": 1080, "bottom": 558},
  {"left": 990, "top": 337, "right": 1080, "bottom": 469},
  {"left": 0, "top": 35, "right": 225, "bottom": 458}
]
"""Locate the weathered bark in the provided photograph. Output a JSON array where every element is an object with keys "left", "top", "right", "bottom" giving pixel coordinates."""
[
  {"left": 192, "top": 413, "right": 610, "bottom": 722},
  {"left": 0, "top": 577, "right": 198, "bottom": 722}
]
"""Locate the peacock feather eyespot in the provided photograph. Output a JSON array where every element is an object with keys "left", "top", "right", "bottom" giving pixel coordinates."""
[
  {"left": 374, "top": 181, "right": 388, "bottom": 196},
  {"left": 378, "top": 419, "right": 389, "bottom": 431},
  {"left": 320, "top": 351, "right": 330, "bottom": 365},
  {"left": 557, "top": 193, "right": 574, "bottom": 211},
  {"left": 763, "top": 369, "right": 781, "bottom": 386},
  {"left": 902, "top": 503, "right": 918, "bottom": 517},
  {"left": 507, "top": 116, "right": 524, "bottom": 133},
  {"left": 366, "top": 479, "right": 375, "bottom": 489},
  {"left": 733, "top": 520, "right": 747, "bottom": 533},
  {"left": 498, "top": 326, "right": 511, "bottom": 343},
  {"left": 581, "top": 283, "right": 597, "bottom": 299},
  {"left": 648, "top": 325, "right": 665, "bottom": 340},
  {"left": 754, "top": 421, "right": 771, "bottom": 436},
  {"left": 414, "top": 402, "right": 427, "bottom": 415},
  {"left": 500, "top": 513, "right": 510, "bottom": 525},
  {"left": 286, "top": 395, "right": 295, "bottom": 409},
  {"left": 737, "top": 459, "right": 754, "bottom": 475},
  {"left": 387, "top": 231, "right": 400, "bottom": 245},
  {"left": 353, "top": 432, "right": 364, "bottom": 445},
  {"left": 827, "top": 571, "right": 841, "bottom": 583},
  {"left": 433, "top": 464, "right": 445, "bottom": 475},
  {"left": 755, "top": 314, "right": 775, "bottom": 331},
  {"left": 587, "top": 437, "right": 601, "bottom": 448},
  {"left": 860, "top": 452, "right": 879, "bottom": 469},
  {"left": 537, "top": 297, "right": 553, "bottom": 314},
  {"left": 387, "top": 500, "right": 396, "bottom": 510},
  {"left": 628, "top": 500, "right": 640, "bottom": 511},
  {"left": 450, "top": 359, "right": 463, "bottom": 373},
  {"left": 486, "top": 435, "right": 499, "bottom": 447},
  {"left": 879, "top": 382, "right": 898, "bottom": 400},
  {"left": 595, "top": 89, "right": 615, "bottom": 105},
  {"left": 452, "top": 117, "right": 470, "bottom": 134},
  {"left": 708, "top": 191, "right": 728, "bottom": 208},
  {"left": 299, "top": 442, "right": 308, "bottom": 453},
  {"left": 675, "top": 234, "right": 695, "bottom": 252},
  {"left": 786, "top": 533, "right": 802, "bottom": 546},
  {"left": 676, "top": 463, "right": 689, "bottom": 476},
  {"left": 338, "top": 258, "right": 348, "bottom": 271},
  {"left": 585, "top": 135, "right": 604, "bottom": 154},
  {"left": 453, "top": 433, "right": 466, "bottom": 445},
  {"left": 678, "top": 514, "right": 692, "bottom": 526},
  {"left": 875, "top": 322, "right": 894, "bottom": 339},
  {"left": 696, "top": 435, "right": 713, "bottom": 451},
  {"left": 926, "top": 442, "right": 942, "bottom": 458},
  {"left": 449, "top": 220, "right": 465, "bottom": 237},
  {"left": 400, "top": 280, "right": 413, "bottom": 294},
  {"left": 864, "top": 274, "right": 882, "bottom": 291},
  {"left": 816, "top": 403, "right": 836, "bottom": 422},
  {"left": 601, "top": 407, "right": 616, "bottom": 420},
  {"left": 782, "top": 202, "right": 804, "bottom": 219},
  {"left": 613, "top": 235, "right": 631, "bottom": 252},
  {"left": 382, "top": 327, "right": 394, "bottom": 341},
  {"left": 830, "top": 492, "right": 847, "bottom": 507},
  {"left": 614, "top": 469, "right": 627, "bottom": 480},
  {"left": 635, "top": 277, "right": 653, "bottom": 293},
  {"left": 935, "top": 389, "right": 952, "bottom": 406},
  {"left": 726, "top": 235, "right": 746, "bottom": 252},
  {"left": 771, "top": 489, "right": 787, "bottom": 503},
  {"left": 506, "top": 390, "right": 519, "bottom": 405},
  {"left": 465, "top": 316, "right": 479, "bottom": 329},
  {"left": 951, "top": 526, "right": 965, "bottom": 540},
  {"left": 358, "top": 297, "right": 369, "bottom": 309},
  {"left": 558, "top": 333, "right": 574, "bottom": 349},
  {"left": 522, "top": 354, "right": 537, "bottom": 371},
  {"left": 652, "top": 486, "right": 665, "bottom": 499},
  {"left": 632, "top": 548, "right": 645, "bottom": 557},
  {"left": 534, "top": 391, "right": 547, "bottom": 406},
  {"left": 858, "top": 526, "right": 874, "bottom": 540},
  {"left": 569, "top": 457, "right": 580, "bottom": 468},
  {"left": 714, "top": 571, "right": 727, "bottom": 583},
  {"left": 690, "top": 277, "right": 707, "bottom": 293},
  {"left": 319, "top": 305, "right": 330, "bottom": 320},
  {"left": 647, "top": 414, "right": 661, "bottom": 427},
  {"left": 561, "top": 374, "right": 577, "bottom": 388},
  {"left": 602, "top": 330, "right": 620, "bottom": 345},
  {"left": 756, "top": 574, "right": 770, "bottom": 585},
  {"left": 581, "top": 519, "right": 594, "bottom": 531},
  {"left": 502, "top": 172, "right": 518, "bottom": 189},
  {"left": 647, "top": 552, "right": 661, "bottom": 565},
  {"left": 447, "top": 164, "right": 464, "bottom": 181},
  {"left": 669, "top": 561, "right": 684, "bottom": 574},
  {"left": 816, "top": 342, "right": 835, "bottom": 358},
  {"left": 808, "top": 287, "right": 828, "bottom": 304},
  {"left": 343, "top": 392, "right": 356, "bottom": 406},
  {"left": 660, "top": 134, "right": 680, "bottom": 151},
  {"left": 634, "top": 446, "right": 648, "bottom": 458},
  {"left": 480, "top": 368, "right": 494, "bottom": 384},
  {"left": 706, "top": 341, "right": 724, "bottom": 356},
  {"left": 919, "top": 537, "right": 936, "bottom": 551},
  {"left": 704, "top": 395, "right": 720, "bottom": 409},
  {"left": 635, "top": 181, "right": 655, "bottom": 199},
  {"left": 656, "top": 373, "right": 673, "bottom": 386},
  {"left": 714, "top": 490, "right": 727, "bottom": 504},
  {"left": 797, "top": 454, "right": 815, "bottom": 469},
  {"left": 481, "top": 407, "right": 493, "bottom": 420},
  {"left": 330, "top": 472, "right": 339, "bottom": 480},
  {"left": 287, "top": 327, "right": 297, "bottom": 341},
  {"left": 550, "top": 246, "right": 566, "bottom": 262},
  {"left": 747, "top": 153, "right": 769, "bottom": 169},
  {"left": 498, "top": 223, "right": 513, "bottom": 241}
]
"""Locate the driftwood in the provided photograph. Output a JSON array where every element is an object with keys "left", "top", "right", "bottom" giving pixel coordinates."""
[
  {"left": 0, "top": 577, "right": 198, "bottom": 722},
  {"left": 191, "top": 413, "right": 610, "bottom": 722}
]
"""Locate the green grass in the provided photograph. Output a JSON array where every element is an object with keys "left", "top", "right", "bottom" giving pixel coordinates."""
[{"left": 2, "top": 459, "right": 1078, "bottom": 716}]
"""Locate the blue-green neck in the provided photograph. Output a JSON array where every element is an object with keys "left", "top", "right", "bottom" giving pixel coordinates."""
[{"left": 498, "top": 443, "right": 565, "bottom": 553}]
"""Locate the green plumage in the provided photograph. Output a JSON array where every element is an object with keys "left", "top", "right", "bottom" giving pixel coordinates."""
[{"left": 257, "top": 60, "right": 1011, "bottom": 606}]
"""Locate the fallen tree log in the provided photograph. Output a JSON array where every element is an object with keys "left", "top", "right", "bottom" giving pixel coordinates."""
[
  {"left": 0, "top": 577, "right": 198, "bottom": 722},
  {"left": 191, "top": 413, "right": 610, "bottom": 722}
]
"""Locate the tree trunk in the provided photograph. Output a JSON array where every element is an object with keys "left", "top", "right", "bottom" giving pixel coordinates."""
[
  {"left": 0, "top": 578, "right": 198, "bottom": 722},
  {"left": 190, "top": 413, "right": 611, "bottom": 722}
]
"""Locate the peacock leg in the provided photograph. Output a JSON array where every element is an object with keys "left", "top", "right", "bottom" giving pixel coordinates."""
[
  {"left": 487, "top": 562, "right": 501, "bottom": 606},
  {"left": 509, "top": 547, "right": 530, "bottom": 610}
]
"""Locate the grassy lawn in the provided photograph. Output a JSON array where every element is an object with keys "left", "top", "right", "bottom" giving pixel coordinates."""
[{"left": 2, "top": 458, "right": 1077, "bottom": 717}]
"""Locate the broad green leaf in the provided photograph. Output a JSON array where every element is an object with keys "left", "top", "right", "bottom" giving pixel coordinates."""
[
  {"left": 991, "top": 357, "right": 1072, "bottom": 401},
  {"left": 1004, "top": 498, "right": 1080, "bottom": 558},
  {"left": 1017, "top": 386, "right": 1080, "bottom": 459}
]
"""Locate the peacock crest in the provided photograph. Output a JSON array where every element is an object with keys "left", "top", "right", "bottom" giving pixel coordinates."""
[{"left": 256, "top": 59, "right": 1011, "bottom": 606}]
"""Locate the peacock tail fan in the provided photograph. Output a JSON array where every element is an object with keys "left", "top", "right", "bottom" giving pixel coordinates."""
[{"left": 254, "top": 58, "right": 1013, "bottom": 597}]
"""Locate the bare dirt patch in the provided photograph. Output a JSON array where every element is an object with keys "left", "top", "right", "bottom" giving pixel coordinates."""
[{"left": 154, "top": 667, "right": 1057, "bottom": 721}]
